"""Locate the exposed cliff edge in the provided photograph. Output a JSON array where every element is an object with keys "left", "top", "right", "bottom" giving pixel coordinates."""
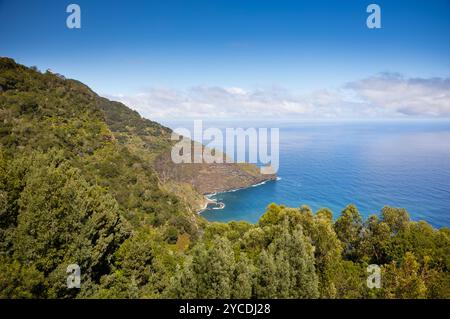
[
  {"left": 0, "top": 58, "right": 275, "bottom": 214},
  {"left": 154, "top": 151, "right": 276, "bottom": 195},
  {"left": 95, "top": 91, "right": 276, "bottom": 204}
]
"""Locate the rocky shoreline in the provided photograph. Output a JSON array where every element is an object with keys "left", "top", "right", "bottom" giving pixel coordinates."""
[{"left": 197, "top": 176, "right": 278, "bottom": 214}]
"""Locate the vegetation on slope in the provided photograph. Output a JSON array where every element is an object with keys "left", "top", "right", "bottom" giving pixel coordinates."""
[{"left": 0, "top": 58, "right": 448, "bottom": 299}]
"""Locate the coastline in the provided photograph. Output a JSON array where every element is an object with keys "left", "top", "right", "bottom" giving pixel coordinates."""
[
  {"left": 197, "top": 195, "right": 217, "bottom": 214},
  {"left": 197, "top": 177, "right": 280, "bottom": 215}
]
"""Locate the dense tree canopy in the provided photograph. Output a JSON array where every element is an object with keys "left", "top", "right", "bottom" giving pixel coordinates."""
[{"left": 0, "top": 57, "right": 448, "bottom": 299}]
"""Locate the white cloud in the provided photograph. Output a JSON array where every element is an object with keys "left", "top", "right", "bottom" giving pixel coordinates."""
[
  {"left": 104, "top": 74, "right": 450, "bottom": 120},
  {"left": 346, "top": 73, "right": 450, "bottom": 117}
]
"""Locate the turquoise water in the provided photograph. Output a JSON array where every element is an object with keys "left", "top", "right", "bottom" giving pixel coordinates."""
[{"left": 164, "top": 120, "right": 450, "bottom": 228}]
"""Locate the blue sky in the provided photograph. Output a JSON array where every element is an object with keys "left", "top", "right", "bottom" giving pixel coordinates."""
[{"left": 1, "top": 0, "right": 450, "bottom": 119}]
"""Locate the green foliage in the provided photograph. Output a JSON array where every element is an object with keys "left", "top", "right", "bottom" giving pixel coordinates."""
[
  {"left": 381, "top": 206, "right": 410, "bottom": 234},
  {"left": 232, "top": 253, "right": 255, "bottom": 298},
  {"left": 332, "top": 260, "right": 368, "bottom": 298},
  {"left": 379, "top": 252, "right": 427, "bottom": 298},
  {"left": 90, "top": 229, "right": 182, "bottom": 298},
  {"left": 169, "top": 236, "right": 235, "bottom": 298},
  {"left": 0, "top": 58, "right": 199, "bottom": 298},
  {"left": 0, "top": 256, "right": 45, "bottom": 298},
  {"left": 8, "top": 151, "right": 130, "bottom": 298},
  {"left": 263, "top": 221, "right": 319, "bottom": 298},
  {"left": 1, "top": 58, "right": 449, "bottom": 299},
  {"left": 334, "top": 204, "right": 363, "bottom": 259}
]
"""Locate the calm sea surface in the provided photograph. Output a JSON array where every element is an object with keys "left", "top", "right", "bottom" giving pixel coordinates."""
[{"left": 163, "top": 120, "right": 450, "bottom": 228}]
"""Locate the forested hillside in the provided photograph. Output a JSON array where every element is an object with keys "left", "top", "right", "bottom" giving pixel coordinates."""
[{"left": 0, "top": 58, "right": 448, "bottom": 298}]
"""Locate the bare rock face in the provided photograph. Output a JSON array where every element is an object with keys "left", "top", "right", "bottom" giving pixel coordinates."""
[{"left": 155, "top": 151, "right": 276, "bottom": 195}]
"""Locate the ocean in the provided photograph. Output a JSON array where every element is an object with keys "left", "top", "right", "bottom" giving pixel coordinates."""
[{"left": 163, "top": 120, "right": 450, "bottom": 228}]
